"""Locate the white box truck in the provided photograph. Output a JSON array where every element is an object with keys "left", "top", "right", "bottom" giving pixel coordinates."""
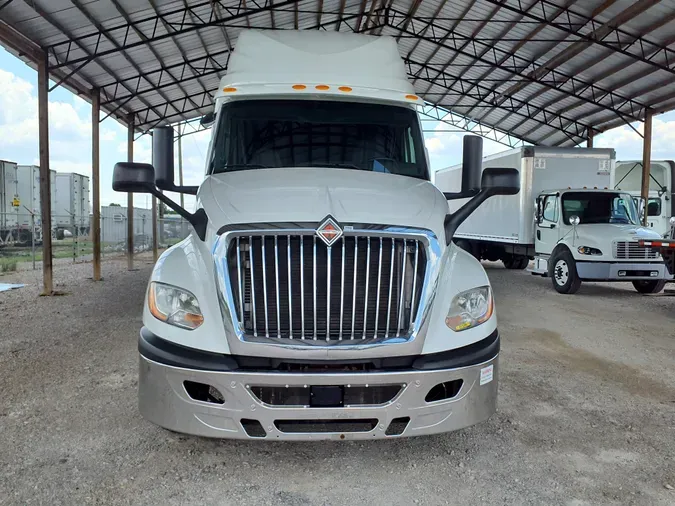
[
  {"left": 111, "top": 30, "right": 522, "bottom": 440},
  {"left": 612, "top": 160, "right": 675, "bottom": 237},
  {"left": 1, "top": 161, "right": 55, "bottom": 245},
  {"left": 53, "top": 172, "right": 90, "bottom": 239},
  {"left": 436, "top": 147, "right": 669, "bottom": 294}
]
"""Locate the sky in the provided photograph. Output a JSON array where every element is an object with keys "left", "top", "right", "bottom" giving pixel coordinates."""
[{"left": 1, "top": 45, "right": 674, "bottom": 210}]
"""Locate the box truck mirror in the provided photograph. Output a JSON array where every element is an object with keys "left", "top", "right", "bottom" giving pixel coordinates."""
[{"left": 112, "top": 161, "right": 208, "bottom": 241}]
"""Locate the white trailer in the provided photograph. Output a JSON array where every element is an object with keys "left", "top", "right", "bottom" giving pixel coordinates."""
[
  {"left": 1, "top": 161, "right": 55, "bottom": 245},
  {"left": 436, "top": 146, "right": 669, "bottom": 294},
  {"left": 612, "top": 160, "right": 674, "bottom": 237},
  {"left": 101, "top": 205, "right": 153, "bottom": 248},
  {"left": 53, "top": 172, "right": 90, "bottom": 239}
]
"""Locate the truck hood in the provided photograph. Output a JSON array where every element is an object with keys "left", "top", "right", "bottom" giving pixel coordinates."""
[
  {"left": 576, "top": 223, "right": 661, "bottom": 243},
  {"left": 199, "top": 168, "right": 448, "bottom": 235}
]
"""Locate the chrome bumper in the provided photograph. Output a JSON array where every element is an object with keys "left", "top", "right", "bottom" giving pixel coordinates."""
[
  {"left": 138, "top": 353, "right": 498, "bottom": 440},
  {"left": 576, "top": 261, "right": 670, "bottom": 280}
]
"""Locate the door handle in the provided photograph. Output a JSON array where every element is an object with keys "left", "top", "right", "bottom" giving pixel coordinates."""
[{"left": 537, "top": 230, "right": 541, "bottom": 240}]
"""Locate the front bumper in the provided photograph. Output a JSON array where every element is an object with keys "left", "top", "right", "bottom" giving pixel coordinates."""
[
  {"left": 576, "top": 261, "right": 670, "bottom": 280},
  {"left": 138, "top": 330, "right": 499, "bottom": 440}
]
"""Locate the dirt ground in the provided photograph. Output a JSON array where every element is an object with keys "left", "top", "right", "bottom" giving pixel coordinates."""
[{"left": 1, "top": 258, "right": 673, "bottom": 505}]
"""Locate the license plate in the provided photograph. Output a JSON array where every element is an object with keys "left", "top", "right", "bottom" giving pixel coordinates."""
[{"left": 309, "top": 386, "right": 344, "bottom": 407}]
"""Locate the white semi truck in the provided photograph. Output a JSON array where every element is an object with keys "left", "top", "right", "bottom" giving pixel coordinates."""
[
  {"left": 612, "top": 160, "right": 674, "bottom": 237},
  {"left": 436, "top": 147, "right": 669, "bottom": 294},
  {"left": 112, "top": 30, "right": 521, "bottom": 440},
  {"left": 53, "top": 172, "right": 90, "bottom": 239}
]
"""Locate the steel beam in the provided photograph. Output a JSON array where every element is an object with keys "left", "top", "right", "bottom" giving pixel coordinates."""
[
  {"left": 481, "top": 0, "right": 675, "bottom": 79},
  {"left": 641, "top": 110, "right": 653, "bottom": 226},
  {"left": 127, "top": 114, "right": 134, "bottom": 271},
  {"left": 587, "top": 129, "right": 594, "bottom": 148},
  {"left": 389, "top": 9, "right": 646, "bottom": 123},
  {"left": 47, "top": 0, "right": 300, "bottom": 71},
  {"left": 37, "top": 51, "right": 53, "bottom": 295},
  {"left": 406, "top": 58, "right": 587, "bottom": 144},
  {"left": 92, "top": 88, "right": 102, "bottom": 281}
]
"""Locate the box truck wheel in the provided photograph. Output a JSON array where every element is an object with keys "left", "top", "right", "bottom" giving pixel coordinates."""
[
  {"left": 549, "top": 249, "right": 581, "bottom": 294},
  {"left": 632, "top": 280, "right": 666, "bottom": 294},
  {"left": 503, "top": 255, "right": 529, "bottom": 270}
]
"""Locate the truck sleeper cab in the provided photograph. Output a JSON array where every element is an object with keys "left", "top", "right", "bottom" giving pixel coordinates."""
[{"left": 113, "top": 30, "right": 519, "bottom": 440}]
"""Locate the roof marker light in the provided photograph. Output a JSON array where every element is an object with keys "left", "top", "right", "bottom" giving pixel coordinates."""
[
  {"left": 316, "top": 85, "right": 330, "bottom": 90},
  {"left": 292, "top": 84, "right": 307, "bottom": 90},
  {"left": 405, "top": 94, "right": 420, "bottom": 101},
  {"left": 223, "top": 87, "right": 237, "bottom": 93},
  {"left": 338, "top": 86, "right": 352, "bottom": 92}
]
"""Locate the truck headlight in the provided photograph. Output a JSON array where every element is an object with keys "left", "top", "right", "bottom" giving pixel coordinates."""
[
  {"left": 577, "top": 246, "right": 602, "bottom": 255},
  {"left": 445, "top": 286, "right": 493, "bottom": 332},
  {"left": 148, "top": 282, "right": 204, "bottom": 330}
]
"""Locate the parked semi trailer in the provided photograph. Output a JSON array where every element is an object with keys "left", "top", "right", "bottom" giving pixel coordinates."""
[
  {"left": 1, "top": 161, "right": 55, "bottom": 245},
  {"left": 612, "top": 160, "right": 674, "bottom": 237},
  {"left": 112, "top": 30, "right": 521, "bottom": 440},
  {"left": 53, "top": 172, "right": 90, "bottom": 239},
  {"left": 436, "top": 147, "right": 669, "bottom": 294}
]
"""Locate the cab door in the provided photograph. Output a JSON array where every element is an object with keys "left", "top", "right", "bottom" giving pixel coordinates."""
[{"left": 535, "top": 194, "right": 561, "bottom": 255}]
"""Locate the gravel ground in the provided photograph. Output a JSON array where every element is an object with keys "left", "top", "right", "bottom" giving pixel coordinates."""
[{"left": 0, "top": 259, "right": 673, "bottom": 505}]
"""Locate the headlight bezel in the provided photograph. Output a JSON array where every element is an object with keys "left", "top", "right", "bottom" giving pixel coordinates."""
[
  {"left": 148, "top": 281, "right": 204, "bottom": 330},
  {"left": 445, "top": 285, "right": 494, "bottom": 332},
  {"left": 577, "top": 246, "right": 602, "bottom": 255}
]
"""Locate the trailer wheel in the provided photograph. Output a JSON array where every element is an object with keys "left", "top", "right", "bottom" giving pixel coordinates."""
[
  {"left": 549, "top": 250, "right": 581, "bottom": 294},
  {"left": 632, "top": 280, "right": 666, "bottom": 294}
]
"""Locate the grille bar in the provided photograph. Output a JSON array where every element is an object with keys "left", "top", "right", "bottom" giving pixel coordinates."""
[
  {"left": 228, "top": 234, "right": 426, "bottom": 342},
  {"left": 613, "top": 241, "right": 660, "bottom": 260}
]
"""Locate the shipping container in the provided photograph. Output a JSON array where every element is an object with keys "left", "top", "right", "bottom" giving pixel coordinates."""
[{"left": 54, "top": 172, "right": 90, "bottom": 238}]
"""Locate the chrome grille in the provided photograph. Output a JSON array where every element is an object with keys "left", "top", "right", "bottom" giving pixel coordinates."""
[
  {"left": 227, "top": 234, "right": 426, "bottom": 341},
  {"left": 613, "top": 241, "right": 660, "bottom": 260}
]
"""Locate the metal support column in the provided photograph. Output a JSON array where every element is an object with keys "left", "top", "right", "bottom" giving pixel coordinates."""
[
  {"left": 152, "top": 196, "right": 158, "bottom": 261},
  {"left": 640, "top": 110, "right": 653, "bottom": 226},
  {"left": 92, "top": 88, "right": 101, "bottom": 280},
  {"left": 37, "top": 51, "right": 53, "bottom": 295},
  {"left": 127, "top": 114, "right": 134, "bottom": 270},
  {"left": 178, "top": 123, "right": 184, "bottom": 209},
  {"left": 587, "top": 129, "right": 594, "bottom": 148}
]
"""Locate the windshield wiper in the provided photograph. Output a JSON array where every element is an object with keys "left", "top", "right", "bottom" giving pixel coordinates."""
[
  {"left": 306, "top": 163, "right": 368, "bottom": 171},
  {"left": 216, "top": 163, "right": 269, "bottom": 173}
]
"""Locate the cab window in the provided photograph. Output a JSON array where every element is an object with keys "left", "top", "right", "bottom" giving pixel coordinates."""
[
  {"left": 647, "top": 198, "right": 661, "bottom": 216},
  {"left": 542, "top": 195, "right": 558, "bottom": 223}
]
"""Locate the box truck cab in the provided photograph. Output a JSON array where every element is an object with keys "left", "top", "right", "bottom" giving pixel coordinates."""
[
  {"left": 437, "top": 147, "right": 669, "bottom": 294},
  {"left": 612, "top": 160, "right": 674, "bottom": 237},
  {"left": 111, "top": 30, "right": 520, "bottom": 440},
  {"left": 530, "top": 189, "right": 668, "bottom": 294}
]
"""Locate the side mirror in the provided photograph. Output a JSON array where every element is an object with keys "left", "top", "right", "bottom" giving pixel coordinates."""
[
  {"left": 481, "top": 167, "right": 520, "bottom": 195},
  {"left": 200, "top": 111, "right": 216, "bottom": 128},
  {"left": 153, "top": 126, "right": 174, "bottom": 190},
  {"left": 112, "top": 162, "right": 156, "bottom": 193},
  {"left": 570, "top": 215, "right": 581, "bottom": 226}
]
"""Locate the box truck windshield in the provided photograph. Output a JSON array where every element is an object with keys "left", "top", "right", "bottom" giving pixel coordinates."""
[
  {"left": 561, "top": 192, "right": 639, "bottom": 225},
  {"left": 210, "top": 99, "right": 429, "bottom": 179}
]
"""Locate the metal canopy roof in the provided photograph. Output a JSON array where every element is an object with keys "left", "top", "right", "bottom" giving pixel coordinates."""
[{"left": 1, "top": 0, "right": 675, "bottom": 147}]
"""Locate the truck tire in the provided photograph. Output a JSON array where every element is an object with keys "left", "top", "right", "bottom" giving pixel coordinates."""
[
  {"left": 503, "top": 255, "right": 529, "bottom": 270},
  {"left": 549, "top": 250, "right": 582, "bottom": 294},
  {"left": 632, "top": 280, "right": 666, "bottom": 294}
]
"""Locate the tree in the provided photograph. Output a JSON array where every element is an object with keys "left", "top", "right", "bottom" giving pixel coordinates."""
[{"left": 109, "top": 203, "right": 121, "bottom": 207}]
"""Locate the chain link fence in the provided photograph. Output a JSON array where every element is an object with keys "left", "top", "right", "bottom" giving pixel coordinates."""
[{"left": 0, "top": 208, "right": 190, "bottom": 273}]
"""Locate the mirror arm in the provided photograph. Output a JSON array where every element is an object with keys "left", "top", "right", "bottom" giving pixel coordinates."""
[
  {"left": 146, "top": 187, "right": 208, "bottom": 241},
  {"left": 444, "top": 189, "right": 496, "bottom": 244},
  {"left": 165, "top": 184, "right": 199, "bottom": 195},
  {"left": 444, "top": 189, "right": 480, "bottom": 200}
]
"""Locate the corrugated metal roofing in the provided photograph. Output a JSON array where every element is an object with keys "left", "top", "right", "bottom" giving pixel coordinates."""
[{"left": 1, "top": 0, "right": 674, "bottom": 147}]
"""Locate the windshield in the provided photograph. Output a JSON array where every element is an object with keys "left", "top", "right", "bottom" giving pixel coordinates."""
[
  {"left": 561, "top": 192, "right": 639, "bottom": 225},
  {"left": 210, "top": 99, "right": 429, "bottom": 179}
]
